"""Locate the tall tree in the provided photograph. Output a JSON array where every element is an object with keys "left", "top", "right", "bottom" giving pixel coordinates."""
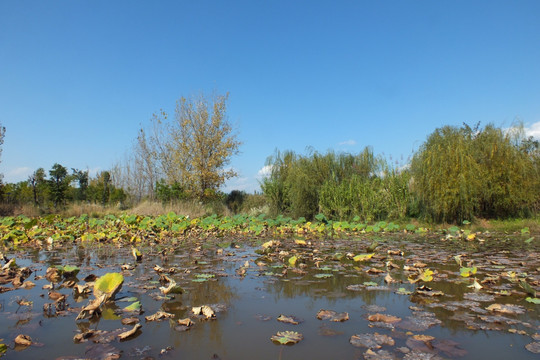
[
  {"left": 48, "top": 163, "right": 70, "bottom": 208},
  {"left": 72, "top": 169, "right": 89, "bottom": 202},
  {"left": 171, "top": 93, "right": 241, "bottom": 198},
  {"left": 28, "top": 167, "right": 46, "bottom": 206},
  {"left": 134, "top": 92, "right": 241, "bottom": 200},
  {"left": 0, "top": 124, "right": 5, "bottom": 199}
]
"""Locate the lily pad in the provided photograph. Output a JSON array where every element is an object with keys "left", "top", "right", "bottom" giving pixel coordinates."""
[
  {"left": 526, "top": 297, "right": 540, "bottom": 304},
  {"left": 316, "top": 309, "right": 349, "bottom": 322},
  {"left": 354, "top": 253, "right": 375, "bottom": 262},
  {"left": 94, "top": 272, "right": 124, "bottom": 301},
  {"left": 123, "top": 301, "right": 142, "bottom": 312},
  {"left": 270, "top": 331, "right": 303, "bottom": 345},
  {"left": 350, "top": 333, "right": 395, "bottom": 349}
]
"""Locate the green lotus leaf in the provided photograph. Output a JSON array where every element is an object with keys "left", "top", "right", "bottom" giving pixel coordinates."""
[
  {"left": 460, "top": 266, "right": 477, "bottom": 278},
  {"left": 288, "top": 256, "right": 297, "bottom": 266},
  {"left": 94, "top": 272, "right": 124, "bottom": 301},
  {"left": 526, "top": 297, "right": 540, "bottom": 304},
  {"left": 353, "top": 253, "right": 374, "bottom": 262},
  {"left": 62, "top": 265, "right": 80, "bottom": 278},
  {"left": 270, "top": 331, "right": 303, "bottom": 345},
  {"left": 124, "top": 301, "right": 142, "bottom": 311}
]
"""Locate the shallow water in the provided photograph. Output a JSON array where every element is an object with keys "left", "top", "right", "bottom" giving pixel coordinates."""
[{"left": 1, "top": 235, "right": 539, "bottom": 359}]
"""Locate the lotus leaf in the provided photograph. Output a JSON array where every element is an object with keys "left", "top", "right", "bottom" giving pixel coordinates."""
[
  {"left": 460, "top": 266, "right": 477, "bottom": 277},
  {"left": 14, "top": 334, "right": 32, "bottom": 347},
  {"left": 271, "top": 331, "right": 303, "bottom": 345},
  {"left": 277, "top": 314, "right": 302, "bottom": 325},
  {"left": 123, "top": 301, "right": 142, "bottom": 312},
  {"left": 316, "top": 309, "right": 349, "bottom": 322},
  {"left": 526, "top": 297, "right": 540, "bottom": 304},
  {"left": 94, "top": 272, "right": 124, "bottom": 301},
  {"left": 118, "top": 323, "right": 142, "bottom": 340},
  {"left": 354, "top": 253, "right": 375, "bottom": 262},
  {"left": 288, "top": 256, "right": 297, "bottom": 266}
]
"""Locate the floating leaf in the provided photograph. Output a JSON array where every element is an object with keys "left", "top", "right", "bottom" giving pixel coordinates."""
[
  {"left": 288, "top": 256, "right": 297, "bottom": 266},
  {"left": 353, "top": 253, "right": 375, "bottom": 262},
  {"left": 368, "top": 313, "right": 401, "bottom": 324},
  {"left": 396, "top": 287, "right": 413, "bottom": 295},
  {"left": 14, "top": 334, "right": 32, "bottom": 347},
  {"left": 525, "top": 237, "right": 534, "bottom": 244},
  {"left": 270, "top": 331, "right": 303, "bottom": 345},
  {"left": 460, "top": 266, "right": 477, "bottom": 277},
  {"left": 132, "top": 247, "right": 142, "bottom": 261},
  {"left": 526, "top": 342, "right": 540, "bottom": 354},
  {"left": 0, "top": 343, "right": 6, "bottom": 355},
  {"left": 349, "top": 333, "right": 395, "bottom": 349},
  {"left": 316, "top": 309, "right": 349, "bottom": 322},
  {"left": 363, "top": 281, "right": 378, "bottom": 287},
  {"left": 314, "top": 273, "right": 333, "bottom": 278},
  {"left": 118, "top": 323, "right": 141, "bottom": 340},
  {"left": 123, "top": 301, "right": 142, "bottom": 312},
  {"left": 94, "top": 273, "right": 124, "bottom": 301},
  {"left": 277, "top": 314, "right": 302, "bottom": 325},
  {"left": 526, "top": 297, "right": 540, "bottom": 304},
  {"left": 486, "top": 303, "right": 525, "bottom": 314}
]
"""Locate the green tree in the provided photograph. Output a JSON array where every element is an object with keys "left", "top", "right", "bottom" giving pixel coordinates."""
[
  {"left": 72, "top": 168, "right": 89, "bottom": 202},
  {"left": 48, "top": 163, "right": 70, "bottom": 208},
  {"left": 411, "top": 123, "right": 539, "bottom": 222},
  {"left": 0, "top": 124, "right": 5, "bottom": 199},
  {"left": 28, "top": 167, "right": 47, "bottom": 206}
]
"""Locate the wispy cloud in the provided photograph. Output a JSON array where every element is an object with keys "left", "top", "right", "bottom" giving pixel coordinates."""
[
  {"left": 525, "top": 121, "right": 540, "bottom": 139},
  {"left": 4, "top": 167, "right": 32, "bottom": 183},
  {"left": 338, "top": 139, "right": 357, "bottom": 146}
]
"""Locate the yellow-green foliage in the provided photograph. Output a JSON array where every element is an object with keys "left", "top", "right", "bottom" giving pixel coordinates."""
[{"left": 412, "top": 123, "right": 539, "bottom": 222}]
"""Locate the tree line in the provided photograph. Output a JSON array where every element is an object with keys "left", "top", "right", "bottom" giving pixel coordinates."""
[
  {"left": 0, "top": 92, "right": 539, "bottom": 223},
  {"left": 261, "top": 122, "right": 540, "bottom": 223},
  {"left": 0, "top": 164, "right": 127, "bottom": 212}
]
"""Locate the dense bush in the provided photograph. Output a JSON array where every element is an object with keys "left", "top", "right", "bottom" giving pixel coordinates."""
[{"left": 411, "top": 123, "right": 539, "bottom": 222}]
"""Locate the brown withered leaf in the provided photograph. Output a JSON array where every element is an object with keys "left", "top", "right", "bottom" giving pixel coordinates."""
[
  {"left": 277, "top": 314, "right": 303, "bottom": 325},
  {"left": 368, "top": 313, "right": 402, "bottom": 324},
  {"left": 117, "top": 323, "right": 142, "bottom": 341},
  {"left": 316, "top": 309, "right": 349, "bottom": 322},
  {"left": 14, "top": 334, "right": 32, "bottom": 347},
  {"left": 145, "top": 311, "right": 174, "bottom": 322}
]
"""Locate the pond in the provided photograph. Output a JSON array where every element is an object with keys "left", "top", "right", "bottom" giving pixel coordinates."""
[{"left": 0, "top": 235, "right": 539, "bottom": 359}]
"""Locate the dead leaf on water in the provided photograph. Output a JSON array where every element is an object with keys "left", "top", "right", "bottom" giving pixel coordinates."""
[
  {"left": 277, "top": 314, "right": 302, "bottom": 325},
  {"left": 145, "top": 311, "right": 174, "bottom": 322},
  {"left": 117, "top": 323, "right": 142, "bottom": 341},
  {"left": 316, "top": 309, "right": 349, "bottom": 322},
  {"left": 486, "top": 303, "right": 525, "bottom": 315},
  {"left": 526, "top": 342, "right": 540, "bottom": 354},
  {"left": 367, "top": 313, "right": 401, "bottom": 324},
  {"left": 14, "top": 334, "right": 32, "bottom": 347},
  {"left": 349, "top": 333, "right": 395, "bottom": 349}
]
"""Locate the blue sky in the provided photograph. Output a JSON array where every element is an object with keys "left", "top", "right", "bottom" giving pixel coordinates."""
[{"left": 1, "top": 0, "right": 539, "bottom": 192}]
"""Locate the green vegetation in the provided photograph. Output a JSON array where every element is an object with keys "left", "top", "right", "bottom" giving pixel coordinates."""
[{"left": 0, "top": 115, "right": 538, "bottom": 224}]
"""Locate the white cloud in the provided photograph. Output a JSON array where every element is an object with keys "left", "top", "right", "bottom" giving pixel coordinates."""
[
  {"left": 256, "top": 165, "right": 272, "bottom": 179},
  {"left": 525, "top": 121, "right": 540, "bottom": 139},
  {"left": 338, "top": 139, "right": 357, "bottom": 146}
]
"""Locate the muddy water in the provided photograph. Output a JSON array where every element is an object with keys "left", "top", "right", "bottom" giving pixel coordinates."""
[{"left": 0, "top": 236, "right": 539, "bottom": 359}]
